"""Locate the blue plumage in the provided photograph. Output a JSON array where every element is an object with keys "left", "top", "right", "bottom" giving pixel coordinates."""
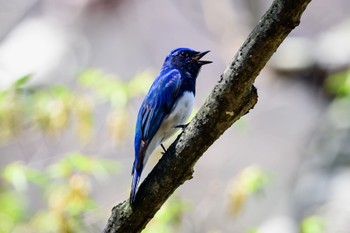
[{"left": 130, "top": 48, "right": 211, "bottom": 204}]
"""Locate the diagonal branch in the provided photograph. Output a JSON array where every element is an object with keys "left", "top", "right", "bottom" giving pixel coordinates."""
[{"left": 103, "top": 0, "right": 312, "bottom": 232}]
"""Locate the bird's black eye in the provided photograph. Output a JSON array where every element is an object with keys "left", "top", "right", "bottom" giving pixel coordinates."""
[{"left": 178, "top": 52, "right": 187, "bottom": 58}]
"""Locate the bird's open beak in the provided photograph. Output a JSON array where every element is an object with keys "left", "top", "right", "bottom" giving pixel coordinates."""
[{"left": 192, "top": 50, "right": 212, "bottom": 65}]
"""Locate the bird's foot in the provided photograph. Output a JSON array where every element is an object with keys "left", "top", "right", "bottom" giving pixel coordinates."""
[
  {"left": 175, "top": 123, "right": 189, "bottom": 132},
  {"left": 161, "top": 144, "right": 167, "bottom": 155}
]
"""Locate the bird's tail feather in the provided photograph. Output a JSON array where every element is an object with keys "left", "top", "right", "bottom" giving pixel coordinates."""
[{"left": 130, "top": 168, "right": 140, "bottom": 204}]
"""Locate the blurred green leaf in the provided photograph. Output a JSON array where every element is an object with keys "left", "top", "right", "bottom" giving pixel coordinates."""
[
  {"left": 67, "top": 152, "right": 93, "bottom": 172},
  {"left": 301, "top": 215, "right": 325, "bottom": 233},
  {"left": 0, "top": 191, "right": 25, "bottom": 232},
  {"left": 2, "top": 163, "right": 49, "bottom": 190},
  {"left": 66, "top": 196, "right": 96, "bottom": 216},
  {"left": 78, "top": 69, "right": 104, "bottom": 87},
  {"left": 12, "top": 74, "right": 32, "bottom": 89},
  {"left": 30, "top": 210, "right": 61, "bottom": 233},
  {"left": 1, "top": 69, "right": 151, "bottom": 143},
  {"left": 48, "top": 159, "right": 74, "bottom": 178},
  {"left": 127, "top": 70, "right": 154, "bottom": 98},
  {"left": 51, "top": 85, "right": 71, "bottom": 97},
  {"left": 25, "top": 168, "right": 49, "bottom": 187},
  {"left": 75, "top": 96, "right": 93, "bottom": 141},
  {"left": 325, "top": 69, "right": 350, "bottom": 97},
  {"left": 67, "top": 152, "right": 120, "bottom": 174},
  {"left": 32, "top": 91, "right": 70, "bottom": 132},
  {"left": 0, "top": 70, "right": 134, "bottom": 232},
  {"left": 143, "top": 197, "right": 189, "bottom": 233},
  {"left": 0, "top": 84, "right": 23, "bottom": 140},
  {"left": 78, "top": 69, "right": 128, "bottom": 109},
  {"left": 2, "top": 163, "right": 28, "bottom": 191},
  {"left": 239, "top": 165, "right": 271, "bottom": 194},
  {"left": 48, "top": 153, "right": 120, "bottom": 180},
  {"left": 228, "top": 165, "right": 271, "bottom": 216}
]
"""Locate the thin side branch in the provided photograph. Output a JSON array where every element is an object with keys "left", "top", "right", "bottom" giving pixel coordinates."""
[{"left": 103, "top": 0, "right": 312, "bottom": 232}]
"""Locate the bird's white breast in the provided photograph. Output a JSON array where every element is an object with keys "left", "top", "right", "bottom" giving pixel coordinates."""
[
  {"left": 143, "top": 91, "right": 194, "bottom": 165},
  {"left": 162, "top": 91, "right": 194, "bottom": 137}
]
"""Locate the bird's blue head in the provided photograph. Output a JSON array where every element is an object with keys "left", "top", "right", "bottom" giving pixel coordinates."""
[{"left": 161, "top": 48, "right": 212, "bottom": 77}]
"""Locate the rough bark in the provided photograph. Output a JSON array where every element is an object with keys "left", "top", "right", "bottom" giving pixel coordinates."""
[{"left": 103, "top": 0, "right": 312, "bottom": 232}]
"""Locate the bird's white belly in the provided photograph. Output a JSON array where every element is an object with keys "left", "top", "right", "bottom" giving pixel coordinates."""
[
  {"left": 143, "top": 91, "right": 194, "bottom": 165},
  {"left": 160, "top": 91, "right": 194, "bottom": 140}
]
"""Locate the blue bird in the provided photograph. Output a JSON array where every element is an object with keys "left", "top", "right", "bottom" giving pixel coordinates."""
[{"left": 130, "top": 48, "right": 212, "bottom": 204}]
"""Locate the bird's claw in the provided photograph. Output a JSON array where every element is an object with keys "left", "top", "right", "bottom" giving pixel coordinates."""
[
  {"left": 161, "top": 144, "right": 167, "bottom": 154},
  {"left": 175, "top": 124, "right": 189, "bottom": 132}
]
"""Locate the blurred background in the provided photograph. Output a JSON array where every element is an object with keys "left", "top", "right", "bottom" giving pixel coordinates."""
[{"left": 1, "top": 0, "right": 350, "bottom": 232}]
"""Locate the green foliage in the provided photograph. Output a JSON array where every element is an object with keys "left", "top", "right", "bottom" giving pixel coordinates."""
[
  {"left": 227, "top": 165, "right": 271, "bottom": 215},
  {"left": 0, "top": 76, "right": 92, "bottom": 141},
  {"left": 0, "top": 153, "right": 189, "bottom": 233},
  {"left": 2, "top": 162, "right": 48, "bottom": 191},
  {"left": 12, "top": 74, "right": 32, "bottom": 89},
  {"left": 142, "top": 197, "right": 190, "bottom": 233},
  {"left": 79, "top": 69, "right": 128, "bottom": 109},
  {"left": 247, "top": 229, "right": 259, "bottom": 233},
  {"left": 32, "top": 86, "right": 74, "bottom": 131},
  {"left": 78, "top": 69, "right": 154, "bottom": 142},
  {"left": 48, "top": 152, "right": 120, "bottom": 181},
  {"left": 0, "top": 190, "right": 26, "bottom": 232},
  {"left": 0, "top": 69, "right": 154, "bottom": 142},
  {"left": 300, "top": 215, "right": 325, "bottom": 233},
  {"left": 324, "top": 69, "right": 350, "bottom": 129},
  {"left": 325, "top": 69, "right": 350, "bottom": 97},
  {"left": 0, "top": 71, "right": 191, "bottom": 233},
  {"left": 78, "top": 69, "right": 153, "bottom": 109},
  {"left": 0, "top": 75, "right": 30, "bottom": 140},
  {"left": 0, "top": 153, "right": 120, "bottom": 233}
]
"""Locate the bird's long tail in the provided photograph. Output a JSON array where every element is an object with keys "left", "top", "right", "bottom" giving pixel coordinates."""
[
  {"left": 130, "top": 166, "right": 141, "bottom": 204},
  {"left": 131, "top": 139, "right": 147, "bottom": 204}
]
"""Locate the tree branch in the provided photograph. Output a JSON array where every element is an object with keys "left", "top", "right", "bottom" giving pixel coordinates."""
[{"left": 103, "top": 0, "right": 312, "bottom": 232}]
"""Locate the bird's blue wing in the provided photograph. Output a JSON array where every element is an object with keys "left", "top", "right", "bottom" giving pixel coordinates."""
[
  {"left": 130, "top": 69, "right": 182, "bottom": 203},
  {"left": 141, "top": 73, "right": 182, "bottom": 140},
  {"left": 130, "top": 69, "right": 181, "bottom": 201}
]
